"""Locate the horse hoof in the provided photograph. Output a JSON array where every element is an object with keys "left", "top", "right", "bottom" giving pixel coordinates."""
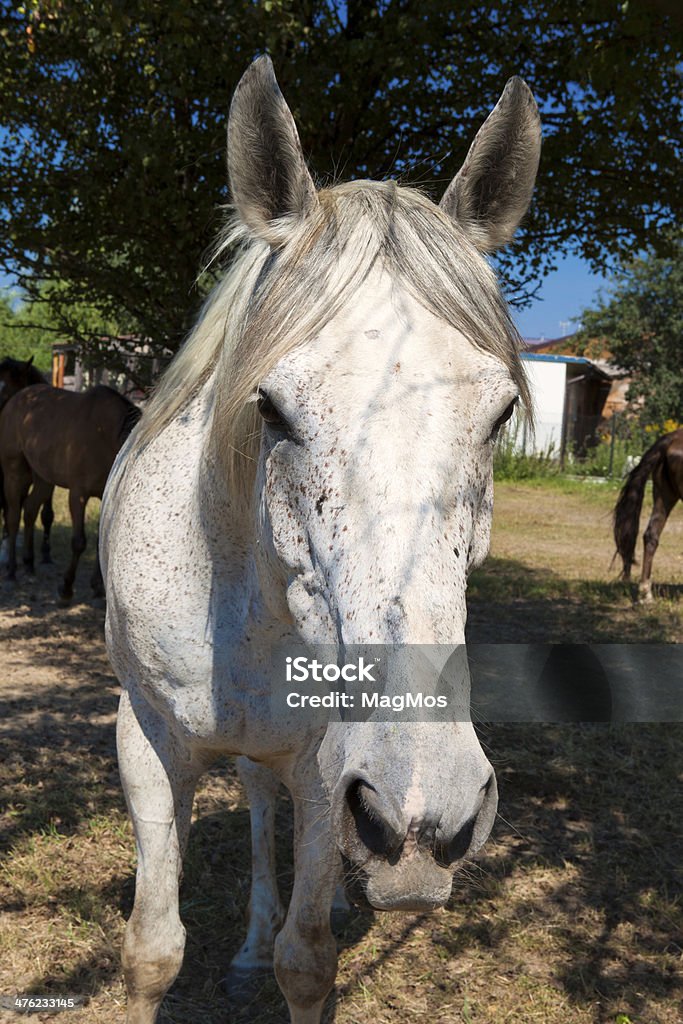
[
  {"left": 221, "top": 965, "right": 274, "bottom": 1004},
  {"left": 57, "top": 589, "right": 73, "bottom": 606}
]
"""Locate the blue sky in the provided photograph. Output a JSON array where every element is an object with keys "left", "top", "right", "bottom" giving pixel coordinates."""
[{"left": 512, "top": 253, "right": 608, "bottom": 341}]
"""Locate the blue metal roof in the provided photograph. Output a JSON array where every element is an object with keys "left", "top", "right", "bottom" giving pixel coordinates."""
[{"left": 520, "top": 353, "right": 592, "bottom": 364}]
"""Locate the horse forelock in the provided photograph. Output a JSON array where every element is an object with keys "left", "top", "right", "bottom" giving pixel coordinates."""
[{"left": 134, "top": 180, "right": 530, "bottom": 499}]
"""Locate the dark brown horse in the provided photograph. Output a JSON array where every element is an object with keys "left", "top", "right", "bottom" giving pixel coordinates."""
[
  {"left": 0, "top": 356, "right": 55, "bottom": 564},
  {"left": 614, "top": 427, "right": 683, "bottom": 601},
  {"left": 0, "top": 355, "right": 45, "bottom": 411},
  {"left": 0, "top": 382, "right": 141, "bottom": 601}
]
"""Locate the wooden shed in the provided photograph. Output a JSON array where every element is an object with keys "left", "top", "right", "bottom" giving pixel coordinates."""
[{"left": 51, "top": 340, "right": 161, "bottom": 400}]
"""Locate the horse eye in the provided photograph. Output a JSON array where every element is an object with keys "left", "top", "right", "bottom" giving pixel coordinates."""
[
  {"left": 490, "top": 397, "right": 518, "bottom": 440},
  {"left": 256, "top": 389, "right": 287, "bottom": 429}
]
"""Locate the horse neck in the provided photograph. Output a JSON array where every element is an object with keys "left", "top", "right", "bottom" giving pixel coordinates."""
[
  {"left": 194, "top": 451, "right": 291, "bottom": 656},
  {"left": 187, "top": 375, "right": 258, "bottom": 579}
]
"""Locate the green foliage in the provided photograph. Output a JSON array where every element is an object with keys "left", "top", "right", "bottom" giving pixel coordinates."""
[
  {"left": 575, "top": 239, "right": 683, "bottom": 426},
  {"left": 0, "top": 1, "right": 681, "bottom": 373},
  {"left": 493, "top": 427, "right": 561, "bottom": 481},
  {"left": 493, "top": 415, "right": 649, "bottom": 482},
  {"left": 0, "top": 290, "right": 53, "bottom": 369},
  {"left": 0, "top": 282, "right": 124, "bottom": 374},
  {"left": 567, "top": 432, "right": 646, "bottom": 480}
]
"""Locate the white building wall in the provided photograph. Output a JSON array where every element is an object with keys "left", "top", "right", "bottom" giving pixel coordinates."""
[{"left": 512, "top": 359, "right": 567, "bottom": 454}]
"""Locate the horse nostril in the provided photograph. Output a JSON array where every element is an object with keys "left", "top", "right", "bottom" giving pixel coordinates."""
[
  {"left": 436, "top": 815, "right": 477, "bottom": 866},
  {"left": 346, "top": 780, "right": 405, "bottom": 861},
  {"left": 435, "top": 773, "right": 498, "bottom": 867}
]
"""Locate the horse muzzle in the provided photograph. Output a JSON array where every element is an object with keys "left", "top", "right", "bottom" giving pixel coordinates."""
[{"left": 334, "top": 773, "right": 498, "bottom": 911}]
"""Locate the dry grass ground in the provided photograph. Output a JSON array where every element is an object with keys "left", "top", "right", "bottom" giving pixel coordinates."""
[
  {"left": 468, "top": 478, "right": 683, "bottom": 643},
  {"left": 0, "top": 482, "right": 681, "bottom": 1024}
]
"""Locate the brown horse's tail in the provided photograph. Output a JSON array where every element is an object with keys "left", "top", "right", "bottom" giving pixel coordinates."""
[{"left": 613, "top": 435, "right": 669, "bottom": 578}]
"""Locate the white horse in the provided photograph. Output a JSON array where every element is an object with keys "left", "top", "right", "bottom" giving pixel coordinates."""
[{"left": 101, "top": 56, "right": 541, "bottom": 1024}]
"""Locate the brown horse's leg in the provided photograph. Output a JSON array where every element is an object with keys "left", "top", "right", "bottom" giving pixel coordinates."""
[
  {"left": 59, "top": 490, "right": 88, "bottom": 603},
  {"left": 638, "top": 475, "right": 678, "bottom": 603},
  {"left": 40, "top": 487, "right": 55, "bottom": 563},
  {"left": 0, "top": 467, "right": 6, "bottom": 542},
  {"left": 2, "top": 458, "right": 32, "bottom": 581},
  {"left": 22, "top": 477, "right": 53, "bottom": 574},
  {"left": 90, "top": 527, "right": 105, "bottom": 599}
]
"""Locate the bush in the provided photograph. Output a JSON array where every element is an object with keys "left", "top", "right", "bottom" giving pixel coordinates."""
[
  {"left": 493, "top": 421, "right": 561, "bottom": 481},
  {"left": 493, "top": 415, "right": 653, "bottom": 481}
]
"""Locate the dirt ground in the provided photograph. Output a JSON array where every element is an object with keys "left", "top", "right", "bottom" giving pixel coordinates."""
[{"left": 0, "top": 483, "right": 681, "bottom": 1023}]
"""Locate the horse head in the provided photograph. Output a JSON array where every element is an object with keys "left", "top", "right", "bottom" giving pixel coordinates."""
[
  {"left": 0, "top": 355, "right": 43, "bottom": 412},
  {"left": 219, "top": 57, "right": 540, "bottom": 911}
]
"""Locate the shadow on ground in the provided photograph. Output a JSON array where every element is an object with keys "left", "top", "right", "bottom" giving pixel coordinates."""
[
  {"left": 467, "top": 556, "right": 682, "bottom": 642},
  {"left": 1, "top": 546, "right": 681, "bottom": 1021}
]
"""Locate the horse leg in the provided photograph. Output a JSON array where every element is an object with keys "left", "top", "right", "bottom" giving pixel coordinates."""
[
  {"left": 0, "top": 467, "right": 7, "bottom": 566},
  {"left": 59, "top": 489, "right": 88, "bottom": 602},
  {"left": 22, "top": 477, "right": 52, "bottom": 574},
  {"left": 90, "top": 526, "right": 105, "bottom": 599},
  {"left": 40, "top": 488, "right": 55, "bottom": 563},
  {"left": 274, "top": 760, "right": 338, "bottom": 1024},
  {"left": 227, "top": 757, "right": 285, "bottom": 983},
  {"left": 2, "top": 459, "right": 31, "bottom": 581},
  {"left": 638, "top": 477, "right": 678, "bottom": 603},
  {"left": 228, "top": 757, "right": 347, "bottom": 992},
  {"left": 117, "top": 688, "right": 205, "bottom": 1024}
]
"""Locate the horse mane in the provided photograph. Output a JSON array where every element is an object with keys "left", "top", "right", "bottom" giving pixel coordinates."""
[{"left": 133, "top": 180, "right": 531, "bottom": 497}]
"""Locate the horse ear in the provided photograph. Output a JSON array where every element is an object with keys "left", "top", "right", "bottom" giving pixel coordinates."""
[
  {"left": 26, "top": 355, "right": 34, "bottom": 366},
  {"left": 227, "top": 55, "right": 318, "bottom": 243},
  {"left": 440, "top": 77, "right": 541, "bottom": 252}
]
